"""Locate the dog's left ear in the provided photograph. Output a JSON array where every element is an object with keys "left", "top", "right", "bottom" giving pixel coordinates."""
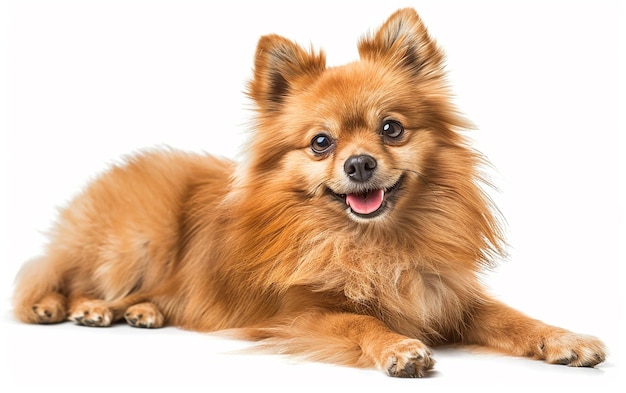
[
  {"left": 249, "top": 34, "right": 326, "bottom": 113},
  {"left": 358, "top": 8, "right": 444, "bottom": 77}
]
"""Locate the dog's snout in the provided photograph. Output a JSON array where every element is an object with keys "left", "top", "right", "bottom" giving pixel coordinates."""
[{"left": 344, "top": 154, "right": 377, "bottom": 182}]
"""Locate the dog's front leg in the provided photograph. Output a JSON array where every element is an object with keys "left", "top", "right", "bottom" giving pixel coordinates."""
[
  {"left": 463, "top": 299, "right": 605, "bottom": 367},
  {"left": 252, "top": 311, "right": 434, "bottom": 377},
  {"left": 315, "top": 312, "right": 435, "bottom": 377}
]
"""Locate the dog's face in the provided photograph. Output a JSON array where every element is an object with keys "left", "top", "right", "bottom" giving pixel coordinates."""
[
  {"left": 278, "top": 62, "right": 433, "bottom": 224},
  {"left": 246, "top": 9, "right": 469, "bottom": 225}
]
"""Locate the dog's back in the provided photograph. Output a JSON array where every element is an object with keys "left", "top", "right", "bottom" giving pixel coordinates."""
[{"left": 13, "top": 150, "right": 234, "bottom": 325}]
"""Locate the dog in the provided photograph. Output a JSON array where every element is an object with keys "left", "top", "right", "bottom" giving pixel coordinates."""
[{"left": 13, "top": 8, "right": 605, "bottom": 377}]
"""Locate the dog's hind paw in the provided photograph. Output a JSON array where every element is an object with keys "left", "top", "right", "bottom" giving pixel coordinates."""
[
  {"left": 68, "top": 300, "right": 113, "bottom": 327},
  {"left": 124, "top": 302, "right": 164, "bottom": 328},
  {"left": 31, "top": 293, "right": 66, "bottom": 324}
]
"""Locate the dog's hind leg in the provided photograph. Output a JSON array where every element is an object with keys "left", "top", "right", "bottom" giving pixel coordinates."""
[
  {"left": 13, "top": 255, "right": 68, "bottom": 324},
  {"left": 29, "top": 292, "right": 67, "bottom": 324}
]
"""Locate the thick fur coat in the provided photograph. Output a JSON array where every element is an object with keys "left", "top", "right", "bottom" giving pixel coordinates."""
[{"left": 13, "top": 9, "right": 605, "bottom": 377}]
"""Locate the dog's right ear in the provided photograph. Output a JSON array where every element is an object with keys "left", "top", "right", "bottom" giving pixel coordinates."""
[{"left": 248, "top": 35, "right": 326, "bottom": 113}]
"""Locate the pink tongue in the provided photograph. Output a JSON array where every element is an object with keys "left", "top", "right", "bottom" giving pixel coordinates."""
[{"left": 346, "top": 189, "right": 384, "bottom": 215}]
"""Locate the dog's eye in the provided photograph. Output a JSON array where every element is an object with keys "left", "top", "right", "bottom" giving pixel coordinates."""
[
  {"left": 381, "top": 120, "right": 404, "bottom": 140},
  {"left": 311, "top": 134, "right": 335, "bottom": 155}
]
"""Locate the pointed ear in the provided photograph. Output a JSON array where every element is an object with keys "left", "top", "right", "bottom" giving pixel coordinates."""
[
  {"left": 248, "top": 34, "right": 326, "bottom": 112},
  {"left": 358, "top": 8, "right": 444, "bottom": 77}
]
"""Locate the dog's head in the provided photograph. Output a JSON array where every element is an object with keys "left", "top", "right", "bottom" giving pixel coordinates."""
[{"left": 245, "top": 9, "right": 484, "bottom": 229}]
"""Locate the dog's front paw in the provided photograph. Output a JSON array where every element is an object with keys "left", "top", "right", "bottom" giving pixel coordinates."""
[
  {"left": 378, "top": 339, "right": 434, "bottom": 378},
  {"left": 68, "top": 300, "right": 113, "bottom": 327},
  {"left": 124, "top": 302, "right": 164, "bottom": 328},
  {"left": 538, "top": 332, "right": 606, "bottom": 367}
]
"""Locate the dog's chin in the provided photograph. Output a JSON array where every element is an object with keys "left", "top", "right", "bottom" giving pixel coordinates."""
[{"left": 326, "top": 175, "right": 405, "bottom": 222}]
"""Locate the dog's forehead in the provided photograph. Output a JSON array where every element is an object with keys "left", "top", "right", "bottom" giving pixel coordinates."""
[
  {"left": 304, "top": 63, "right": 395, "bottom": 127},
  {"left": 316, "top": 62, "right": 386, "bottom": 96}
]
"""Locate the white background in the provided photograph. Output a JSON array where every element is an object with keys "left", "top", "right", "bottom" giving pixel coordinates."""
[{"left": 1, "top": 0, "right": 624, "bottom": 391}]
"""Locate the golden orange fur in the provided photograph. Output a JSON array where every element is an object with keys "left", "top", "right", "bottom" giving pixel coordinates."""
[{"left": 13, "top": 9, "right": 605, "bottom": 377}]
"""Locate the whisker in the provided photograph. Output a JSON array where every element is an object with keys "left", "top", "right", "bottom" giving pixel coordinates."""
[
  {"left": 311, "top": 177, "right": 333, "bottom": 197},
  {"left": 390, "top": 168, "right": 442, "bottom": 202}
]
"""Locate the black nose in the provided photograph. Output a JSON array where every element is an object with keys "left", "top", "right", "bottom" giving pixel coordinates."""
[{"left": 344, "top": 154, "right": 377, "bottom": 183}]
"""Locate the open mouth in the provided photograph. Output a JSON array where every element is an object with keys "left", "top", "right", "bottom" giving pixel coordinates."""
[{"left": 328, "top": 175, "right": 404, "bottom": 219}]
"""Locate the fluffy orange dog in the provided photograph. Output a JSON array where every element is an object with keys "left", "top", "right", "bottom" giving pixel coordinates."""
[{"left": 13, "top": 9, "right": 605, "bottom": 377}]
